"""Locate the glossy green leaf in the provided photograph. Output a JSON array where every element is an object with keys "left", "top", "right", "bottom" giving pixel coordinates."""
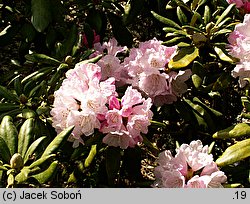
[
  {"left": 25, "top": 54, "right": 60, "bottom": 65},
  {"left": 216, "top": 138, "right": 250, "bottom": 167},
  {"left": 177, "top": 6, "right": 188, "bottom": 25},
  {"left": 162, "top": 36, "right": 187, "bottom": 46},
  {"left": 0, "top": 137, "right": 11, "bottom": 163},
  {"left": 31, "top": 161, "right": 58, "bottom": 184},
  {"left": 214, "top": 46, "right": 234, "bottom": 63},
  {"left": 0, "top": 104, "right": 19, "bottom": 113},
  {"left": 169, "top": 46, "right": 199, "bottom": 69},
  {"left": 204, "top": 5, "right": 211, "bottom": 25},
  {"left": 0, "top": 116, "right": 18, "bottom": 156},
  {"left": 18, "top": 118, "right": 35, "bottom": 158},
  {"left": 41, "top": 126, "right": 74, "bottom": 158},
  {"left": 23, "top": 136, "right": 47, "bottom": 165},
  {"left": 84, "top": 145, "right": 97, "bottom": 168},
  {"left": 151, "top": 11, "right": 181, "bottom": 29},
  {"left": 15, "top": 167, "right": 31, "bottom": 184},
  {"left": 213, "top": 123, "right": 250, "bottom": 139},
  {"left": 0, "top": 85, "right": 19, "bottom": 103},
  {"left": 28, "top": 154, "right": 56, "bottom": 169},
  {"left": 31, "top": 0, "right": 52, "bottom": 32},
  {"left": 215, "top": 3, "right": 235, "bottom": 26}
]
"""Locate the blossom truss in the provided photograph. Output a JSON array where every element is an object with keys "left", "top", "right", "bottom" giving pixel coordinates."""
[
  {"left": 50, "top": 62, "right": 153, "bottom": 149},
  {"left": 100, "top": 86, "right": 153, "bottom": 149},
  {"left": 153, "top": 140, "right": 227, "bottom": 188},
  {"left": 122, "top": 38, "right": 192, "bottom": 106},
  {"left": 50, "top": 62, "right": 117, "bottom": 147},
  {"left": 226, "top": 0, "right": 250, "bottom": 13},
  {"left": 228, "top": 14, "right": 250, "bottom": 87}
]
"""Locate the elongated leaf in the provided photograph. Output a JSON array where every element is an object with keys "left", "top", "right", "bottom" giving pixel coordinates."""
[
  {"left": 28, "top": 154, "right": 56, "bottom": 169},
  {"left": 213, "top": 123, "right": 250, "bottom": 139},
  {"left": 214, "top": 46, "right": 234, "bottom": 63},
  {"left": 31, "top": 0, "right": 52, "bottom": 32},
  {"left": 0, "top": 137, "right": 11, "bottom": 163},
  {"left": 18, "top": 118, "right": 35, "bottom": 158},
  {"left": 25, "top": 54, "right": 60, "bottom": 65},
  {"left": 84, "top": 145, "right": 97, "bottom": 168},
  {"left": 216, "top": 138, "right": 250, "bottom": 167},
  {"left": 151, "top": 11, "right": 181, "bottom": 29},
  {"left": 23, "top": 136, "right": 47, "bottom": 165},
  {"left": 15, "top": 167, "right": 31, "bottom": 184},
  {"left": 204, "top": 5, "right": 211, "bottom": 25},
  {"left": 0, "top": 85, "right": 19, "bottom": 103},
  {"left": 0, "top": 104, "right": 19, "bottom": 113},
  {"left": 168, "top": 46, "right": 199, "bottom": 69},
  {"left": 41, "top": 126, "right": 74, "bottom": 158},
  {"left": 0, "top": 116, "right": 18, "bottom": 156},
  {"left": 123, "top": 0, "right": 144, "bottom": 25},
  {"left": 215, "top": 3, "right": 235, "bottom": 26},
  {"left": 31, "top": 161, "right": 58, "bottom": 184}
]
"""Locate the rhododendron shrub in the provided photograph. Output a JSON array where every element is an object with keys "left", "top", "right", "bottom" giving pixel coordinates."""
[
  {"left": 153, "top": 140, "right": 227, "bottom": 188},
  {"left": 228, "top": 14, "right": 250, "bottom": 87}
]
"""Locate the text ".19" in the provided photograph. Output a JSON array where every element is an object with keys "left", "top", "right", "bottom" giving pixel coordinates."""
[{"left": 234, "top": 191, "right": 247, "bottom": 200}]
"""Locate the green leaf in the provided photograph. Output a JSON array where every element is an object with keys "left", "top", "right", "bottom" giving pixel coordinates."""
[
  {"left": 84, "top": 145, "right": 97, "bottom": 168},
  {"left": 213, "top": 123, "right": 250, "bottom": 139},
  {"left": 203, "top": 5, "right": 211, "bottom": 25},
  {"left": 25, "top": 54, "right": 60, "bottom": 65},
  {"left": 28, "top": 154, "right": 56, "bottom": 169},
  {"left": 216, "top": 138, "right": 250, "bottom": 167},
  {"left": 106, "top": 147, "right": 122, "bottom": 186},
  {"left": 31, "top": 0, "right": 52, "bottom": 32},
  {"left": 0, "top": 104, "right": 19, "bottom": 113},
  {"left": 168, "top": 46, "right": 199, "bottom": 69},
  {"left": 177, "top": 6, "right": 188, "bottom": 25},
  {"left": 0, "top": 116, "right": 18, "bottom": 156},
  {"left": 41, "top": 126, "right": 74, "bottom": 158},
  {"left": 212, "top": 72, "right": 231, "bottom": 91},
  {"left": 31, "top": 160, "right": 58, "bottom": 184},
  {"left": 15, "top": 167, "right": 31, "bottom": 184},
  {"left": 0, "top": 85, "right": 19, "bottom": 103},
  {"left": 18, "top": 118, "right": 35, "bottom": 158},
  {"left": 215, "top": 3, "right": 235, "bottom": 26},
  {"left": 0, "top": 137, "right": 11, "bottom": 163},
  {"left": 151, "top": 11, "right": 182, "bottom": 29},
  {"left": 214, "top": 46, "right": 234, "bottom": 63},
  {"left": 23, "top": 136, "right": 47, "bottom": 165}
]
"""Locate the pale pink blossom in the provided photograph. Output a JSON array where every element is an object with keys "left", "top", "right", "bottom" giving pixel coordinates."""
[
  {"left": 90, "top": 37, "right": 127, "bottom": 58},
  {"left": 101, "top": 86, "right": 153, "bottom": 149},
  {"left": 97, "top": 55, "right": 123, "bottom": 81},
  {"left": 153, "top": 140, "right": 227, "bottom": 188},
  {"left": 122, "top": 38, "right": 191, "bottom": 105},
  {"left": 228, "top": 14, "right": 250, "bottom": 87},
  {"left": 51, "top": 63, "right": 117, "bottom": 147}
]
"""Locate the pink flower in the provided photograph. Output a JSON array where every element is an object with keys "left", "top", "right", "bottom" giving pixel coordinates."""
[
  {"left": 90, "top": 38, "right": 127, "bottom": 58},
  {"left": 101, "top": 86, "right": 153, "bottom": 149},
  {"left": 51, "top": 63, "right": 117, "bottom": 147},
  {"left": 97, "top": 55, "right": 123, "bottom": 81},
  {"left": 226, "top": 0, "right": 244, "bottom": 8},
  {"left": 122, "top": 38, "right": 191, "bottom": 105},
  {"left": 153, "top": 140, "right": 227, "bottom": 188},
  {"left": 228, "top": 14, "right": 250, "bottom": 87}
]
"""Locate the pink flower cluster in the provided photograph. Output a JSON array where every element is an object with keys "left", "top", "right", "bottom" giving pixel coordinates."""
[
  {"left": 50, "top": 62, "right": 153, "bottom": 148},
  {"left": 227, "top": 0, "right": 250, "bottom": 13},
  {"left": 122, "top": 38, "right": 192, "bottom": 106},
  {"left": 100, "top": 87, "right": 153, "bottom": 149},
  {"left": 153, "top": 140, "right": 227, "bottom": 188},
  {"left": 228, "top": 14, "right": 250, "bottom": 87},
  {"left": 91, "top": 38, "right": 191, "bottom": 106}
]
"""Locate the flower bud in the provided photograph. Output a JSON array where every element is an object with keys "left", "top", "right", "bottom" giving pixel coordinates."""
[
  {"left": 65, "top": 55, "right": 73, "bottom": 65},
  {"left": 10, "top": 153, "right": 24, "bottom": 170}
]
